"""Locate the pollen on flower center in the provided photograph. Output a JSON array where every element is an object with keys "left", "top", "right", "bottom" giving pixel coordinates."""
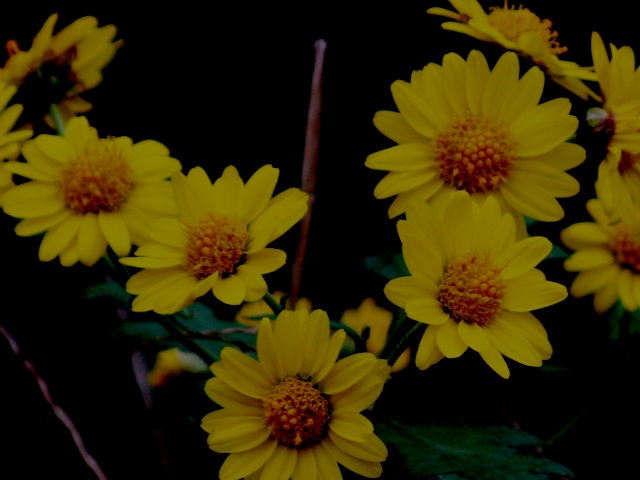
[
  {"left": 618, "top": 151, "right": 640, "bottom": 175},
  {"left": 262, "top": 377, "right": 331, "bottom": 448},
  {"left": 183, "top": 212, "right": 248, "bottom": 279},
  {"left": 488, "top": 2, "right": 567, "bottom": 55},
  {"left": 438, "top": 253, "right": 506, "bottom": 326},
  {"left": 434, "top": 114, "right": 516, "bottom": 193},
  {"left": 60, "top": 139, "right": 134, "bottom": 215},
  {"left": 610, "top": 223, "right": 640, "bottom": 273}
]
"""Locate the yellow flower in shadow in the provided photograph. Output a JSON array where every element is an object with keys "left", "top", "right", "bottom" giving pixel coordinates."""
[
  {"left": 340, "top": 298, "right": 411, "bottom": 373},
  {"left": 427, "top": 0, "right": 599, "bottom": 100},
  {"left": 1, "top": 13, "right": 122, "bottom": 127}
]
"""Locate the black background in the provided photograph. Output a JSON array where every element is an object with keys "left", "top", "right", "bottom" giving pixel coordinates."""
[{"left": 2, "top": 2, "right": 639, "bottom": 478}]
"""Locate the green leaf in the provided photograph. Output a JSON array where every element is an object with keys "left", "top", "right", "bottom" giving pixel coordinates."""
[
  {"left": 173, "top": 302, "right": 257, "bottom": 350},
  {"left": 84, "top": 277, "right": 131, "bottom": 304},
  {"left": 365, "top": 251, "right": 410, "bottom": 280},
  {"left": 376, "top": 420, "right": 573, "bottom": 480}
]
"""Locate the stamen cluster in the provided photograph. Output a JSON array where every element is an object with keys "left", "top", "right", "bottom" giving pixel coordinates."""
[
  {"left": 262, "top": 377, "right": 331, "bottom": 448},
  {"left": 183, "top": 212, "right": 248, "bottom": 279},
  {"left": 434, "top": 114, "right": 515, "bottom": 193},
  {"left": 60, "top": 139, "right": 134, "bottom": 214},
  {"left": 438, "top": 253, "right": 506, "bottom": 326},
  {"left": 610, "top": 223, "right": 640, "bottom": 273},
  {"left": 488, "top": 2, "right": 567, "bottom": 55}
]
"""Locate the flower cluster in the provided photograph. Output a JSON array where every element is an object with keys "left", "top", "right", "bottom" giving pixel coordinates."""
[{"left": 5, "top": 4, "right": 640, "bottom": 479}]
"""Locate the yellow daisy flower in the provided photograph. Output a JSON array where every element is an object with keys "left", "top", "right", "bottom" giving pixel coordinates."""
[
  {"left": 340, "top": 298, "right": 411, "bottom": 373},
  {"left": 384, "top": 192, "right": 566, "bottom": 378},
  {"left": 0, "top": 81, "right": 34, "bottom": 200},
  {"left": 1, "top": 13, "right": 122, "bottom": 126},
  {"left": 365, "top": 49, "right": 585, "bottom": 228},
  {"left": 427, "top": 0, "right": 599, "bottom": 100},
  {"left": 587, "top": 32, "right": 640, "bottom": 170},
  {"left": 561, "top": 193, "right": 640, "bottom": 314},
  {"left": 120, "top": 165, "right": 309, "bottom": 313},
  {"left": 236, "top": 290, "right": 312, "bottom": 328},
  {"left": 1, "top": 116, "right": 181, "bottom": 266},
  {"left": 202, "top": 309, "right": 389, "bottom": 480}
]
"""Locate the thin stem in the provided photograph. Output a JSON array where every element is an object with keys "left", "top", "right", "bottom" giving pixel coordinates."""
[
  {"left": 380, "top": 322, "right": 426, "bottom": 368},
  {"left": 49, "top": 103, "right": 66, "bottom": 135},
  {"left": 263, "top": 291, "right": 284, "bottom": 315},
  {"left": 157, "top": 315, "right": 218, "bottom": 365},
  {"left": 330, "top": 320, "right": 367, "bottom": 353},
  {"left": 290, "top": 39, "right": 327, "bottom": 303},
  {"left": 543, "top": 403, "right": 593, "bottom": 448},
  {"left": 1, "top": 324, "right": 107, "bottom": 479}
]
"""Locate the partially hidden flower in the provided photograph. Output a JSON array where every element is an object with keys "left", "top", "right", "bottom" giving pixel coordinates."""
[
  {"left": 147, "top": 347, "right": 209, "bottom": 388},
  {"left": 236, "top": 291, "right": 312, "bottom": 328},
  {"left": 340, "top": 298, "right": 411, "bottom": 373},
  {"left": 365, "top": 49, "right": 585, "bottom": 233},
  {"left": 384, "top": 192, "right": 566, "bottom": 378},
  {"left": 120, "top": 165, "right": 309, "bottom": 313},
  {"left": 0, "top": 81, "right": 33, "bottom": 200},
  {"left": 427, "top": 0, "right": 599, "bottom": 100},
  {"left": 589, "top": 32, "right": 640, "bottom": 216},
  {"left": 561, "top": 191, "right": 640, "bottom": 314},
  {"left": 1, "top": 116, "right": 181, "bottom": 266},
  {"left": 0, "top": 13, "right": 122, "bottom": 127},
  {"left": 202, "top": 309, "right": 390, "bottom": 480}
]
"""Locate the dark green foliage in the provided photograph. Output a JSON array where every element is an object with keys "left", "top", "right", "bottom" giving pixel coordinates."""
[{"left": 376, "top": 420, "right": 573, "bottom": 480}]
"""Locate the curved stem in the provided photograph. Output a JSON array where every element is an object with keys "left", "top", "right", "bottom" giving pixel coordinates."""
[
  {"left": 330, "top": 320, "right": 367, "bottom": 353},
  {"left": 380, "top": 322, "right": 425, "bottom": 368},
  {"left": 158, "top": 315, "right": 218, "bottom": 365},
  {"left": 263, "top": 292, "right": 284, "bottom": 315}
]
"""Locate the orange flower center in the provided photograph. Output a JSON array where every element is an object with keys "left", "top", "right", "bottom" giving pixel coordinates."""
[
  {"left": 619, "top": 151, "right": 640, "bottom": 175},
  {"left": 438, "top": 253, "right": 506, "bottom": 326},
  {"left": 60, "top": 139, "right": 134, "bottom": 214},
  {"left": 488, "top": 2, "right": 567, "bottom": 55},
  {"left": 434, "top": 114, "right": 515, "bottom": 193},
  {"left": 610, "top": 223, "right": 640, "bottom": 274},
  {"left": 183, "top": 212, "right": 248, "bottom": 279},
  {"left": 262, "top": 377, "right": 331, "bottom": 448}
]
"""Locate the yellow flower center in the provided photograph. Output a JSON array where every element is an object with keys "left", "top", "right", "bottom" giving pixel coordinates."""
[
  {"left": 183, "top": 212, "right": 248, "bottom": 279},
  {"left": 488, "top": 2, "right": 567, "bottom": 55},
  {"left": 60, "top": 139, "right": 134, "bottom": 214},
  {"left": 619, "top": 151, "right": 640, "bottom": 175},
  {"left": 434, "top": 114, "right": 515, "bottom": 193},
  {"left": 262, "top": 377, "right": 331, "bottom": 448},
  {"left": 610, "top": 223, "right": 640, "bottom": 274},
  {"left": 438, "top": 253, "right": 506, "bottom": 326}
]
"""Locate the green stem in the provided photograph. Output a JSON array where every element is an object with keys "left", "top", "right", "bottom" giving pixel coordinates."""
[
  {"left": 263, "top": 292, "right": 284, "bottom": 315},
  {"left": 158, "top": 315, "right": 218, "bottom": 365},
  {"left": 49, "top": 103, "right": 66, "bottom": 135},
  {"left": 330, "top": 320, "right": 367, "bottom": 353},
  {"left": 380, "top": 322, "right": 425, "bottom": 368},
  {"left": 543, "top": 403, "right": 592, "bottom": 449}
]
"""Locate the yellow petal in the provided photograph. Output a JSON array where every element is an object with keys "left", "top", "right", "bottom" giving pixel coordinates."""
[
  {"left": 212, "top": 274, "right": 246, "bottom": 305},
  {"left": 329, "top": 411, "right": 374, "bottom": 442},
  {"left": 98, "top": 212, "right": 131, "bottom": 257},
  {"left": 321, "top": 353, "right": 377, "bottom": 395},
  {"left": 478, "top": 345, "right": 510, "bottom": 378},
  {"left": 218, "top": 439, "right": 278, "bottom": 480},
  {"left": 436, "top": 318, "right": 468, "bottom": 358},
  {"left": 415, "top": 325, "right": 444, "bottom": 370},
  {"left": 458, "top": 321, "right": 491, "bottom": 352},
  {"left": 372, "top": 110, "right": 425, "bottom": 144}
]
